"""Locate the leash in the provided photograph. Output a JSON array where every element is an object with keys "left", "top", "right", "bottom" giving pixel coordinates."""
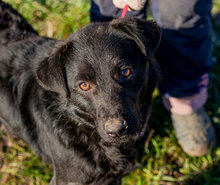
[{"left": 121, "top": 4, "right": 129, "bottom": 18}]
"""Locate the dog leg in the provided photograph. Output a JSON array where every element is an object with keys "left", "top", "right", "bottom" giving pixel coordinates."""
[
  {"left": 50, "top": 177, "right": 84, "bottom": 185},
  {"left": 109, "top": 178, "right": 122, "bottom": 185}
]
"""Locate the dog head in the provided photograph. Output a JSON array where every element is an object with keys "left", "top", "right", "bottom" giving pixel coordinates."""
[{"left": 35, "top": 17, "right": 161, "bottom": 145}]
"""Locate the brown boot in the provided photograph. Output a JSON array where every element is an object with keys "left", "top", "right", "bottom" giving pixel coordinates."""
[{"left": 171, "top": 108, "right": 216, "bottom": 156}]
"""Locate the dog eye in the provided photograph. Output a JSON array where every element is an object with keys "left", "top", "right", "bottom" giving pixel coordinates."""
[
  {"left": 121, "top": 68, "right": 132, "bottom": 78},
  {"left": 79, "top": 82, "right": 90, "bottom": 91}
]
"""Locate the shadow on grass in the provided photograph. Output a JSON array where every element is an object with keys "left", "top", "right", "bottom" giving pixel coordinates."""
[{"left": 184, "top": 159, "right": 220, "bottom": 185}]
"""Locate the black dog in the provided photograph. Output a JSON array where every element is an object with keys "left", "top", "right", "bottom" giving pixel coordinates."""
[{"left": 0, "top": 1, "right": 161, "bottom": 184}]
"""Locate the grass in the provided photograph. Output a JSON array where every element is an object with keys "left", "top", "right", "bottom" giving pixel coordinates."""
[{"left": 0, "top": 0, "right": 220, "bottom": 184}]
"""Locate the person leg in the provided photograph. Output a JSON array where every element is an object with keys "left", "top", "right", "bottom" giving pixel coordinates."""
[{"left": 151, "top": 0, "right": 216, "bottom": 156}]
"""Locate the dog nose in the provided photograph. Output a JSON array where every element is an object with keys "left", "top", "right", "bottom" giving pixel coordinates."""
[{"left": 104, "top": 119, "right": 128, "bottom": 137}]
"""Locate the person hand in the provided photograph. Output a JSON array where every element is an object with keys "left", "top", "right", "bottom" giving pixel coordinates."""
[{"left": 112, "top": 0, "right": 147, "bottom": 11}]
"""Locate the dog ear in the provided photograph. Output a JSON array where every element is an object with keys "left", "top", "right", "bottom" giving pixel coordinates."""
[
  {"left": 109, "top": 17, "right": 161, "bottom": 58},
  {"left": 35, "top": 41, "right": 72, "bottom": 97}
]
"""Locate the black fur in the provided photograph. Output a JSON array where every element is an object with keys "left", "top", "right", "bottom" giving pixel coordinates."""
[{"left": 0, "top": 1, "right": 161, "bottom": 185}]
